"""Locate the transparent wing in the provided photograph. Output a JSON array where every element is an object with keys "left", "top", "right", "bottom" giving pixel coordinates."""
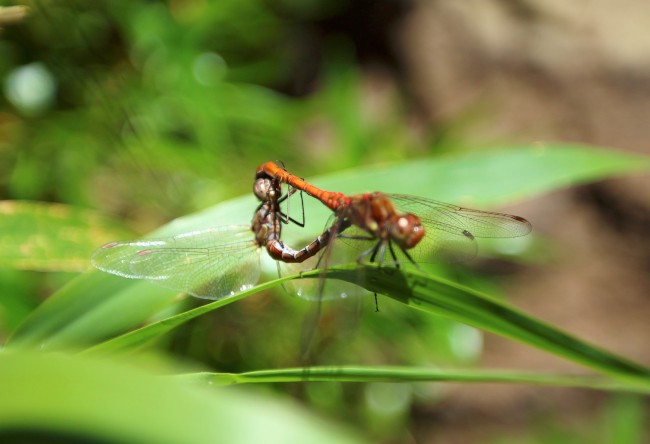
[
  {"left": 387, "top": 194, "right": 531, "bottom": 263},
  {"left": 333, "top": 195, "right": 530, "bottom": 264},
  {"left": 91, "top": 225, "right": 260, "bottom": 300},
  {"left": 277, "top": 215, "right": 370, "bottom": 361},
  {"left": 389, "top": 194, "right": 532, "bottom": 238},
  {"left": 278, "top": 214, "right": 371, "bottom": 302}
]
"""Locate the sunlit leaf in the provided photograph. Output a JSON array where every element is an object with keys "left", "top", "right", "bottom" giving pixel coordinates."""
[{"left": 0, "top": 201, "right": 131, "bottom": 272}]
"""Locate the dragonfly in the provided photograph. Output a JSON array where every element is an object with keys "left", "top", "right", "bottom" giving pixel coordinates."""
[
  {"left": 256, "top": 161, "right": 532, "bottom": 267},
  {"left": 254, "top": 161, "right": 532, "bottom": 358},
  {"left": 92, "top": 174, "right": 319, "bottom": 300},
  {"left": 93, "top": 162, "right": 531, "bottom": 300}
]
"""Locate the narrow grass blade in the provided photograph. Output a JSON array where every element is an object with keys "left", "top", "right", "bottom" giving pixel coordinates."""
[{"left": 177, "top": 366, "right": 650, "bottom": 393}]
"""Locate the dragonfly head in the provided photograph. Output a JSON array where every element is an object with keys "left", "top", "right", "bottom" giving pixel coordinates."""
[
  {"left": 253, "top": 178, "right": 282, "bottom": 201},
  {"left": 390, "top": 213, "right": 425, "bottom": 249}
]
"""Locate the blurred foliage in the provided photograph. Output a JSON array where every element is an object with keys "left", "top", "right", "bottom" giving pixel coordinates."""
[
  {"left": 0, "top": 352, "right": 368, "bottom": 444},
  {"left": 1, "top": 1, "right": 649, "bottom": 443},
  {"left": 0, "top": 0, "right": 417, "bottom": 225}
]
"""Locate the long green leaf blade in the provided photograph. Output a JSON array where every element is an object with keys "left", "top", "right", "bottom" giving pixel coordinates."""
[
  {"left": 177, "top": 366, "right": 650, "bottom": 393},
  {"left": 322, "top": 265, "right": 650, "bottom": 386}
]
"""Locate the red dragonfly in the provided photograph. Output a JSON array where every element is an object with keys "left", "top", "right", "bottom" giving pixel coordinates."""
[
  {"left": 92, "top": 175, "right": 317, "bottom": 300},
  {"left": 256, "top": 161, "right": 532, "bottom": 267},
  {"left": 255, "top": 161, "right": 531, "bottom": 356},
  {"left": 93, "top": 162, "right": 531, "bottom": 300}
]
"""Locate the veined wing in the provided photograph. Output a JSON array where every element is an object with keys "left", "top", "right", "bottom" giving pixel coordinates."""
[
  {"left": 91, "top": 225, "right": 261, "bottom": 300},
  {"left": 389, "top": 194, "right": 532, "bottom": 239}
]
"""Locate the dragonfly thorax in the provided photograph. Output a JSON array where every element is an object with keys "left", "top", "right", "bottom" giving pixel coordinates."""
[{"left": 342, "top": 192, "right": 425, "bottom": 250}]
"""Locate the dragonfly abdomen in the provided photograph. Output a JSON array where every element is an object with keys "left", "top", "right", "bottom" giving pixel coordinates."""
[{"left": 265, "top": 229, "right": 334, "bottom": 263}]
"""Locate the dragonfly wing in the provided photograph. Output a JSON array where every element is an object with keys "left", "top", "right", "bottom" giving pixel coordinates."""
[
  {"left": 91, "top": 225, "right": 261, "bottom": 300},
  {"left": 404, "top": 224, "right": 477, "bottom": 263},
  {"left": 278, "top": 214, "right": 372, "bottom": 301},
  {"left": 389, "top": 194, "right": 532, "bottom": 238}
]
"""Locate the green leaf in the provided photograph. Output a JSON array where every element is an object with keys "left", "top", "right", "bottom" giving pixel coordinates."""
[
  {"left": 0, "top": 201, "right": 131, "bottom": 272},
  {"left": 0, "top": 352, "right": 366, "bottom": 444},
  {"left": 82, "top": 274, "right": 297, "bottom": 355},
  {"left": 321, "top": 265, "right": 650, "bottom": 387},
  {"left": 177, "top": 366, "right": 650, "bottom": 393},
  {"left": 8, "top": 145, "right": 650, "bottom": 350},
  {"left": 87, "top": 262, "right": 650, "bottom": 391}
]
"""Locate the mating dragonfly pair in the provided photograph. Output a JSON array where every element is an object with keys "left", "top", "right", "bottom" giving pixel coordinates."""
[{"left": 92, "top": 162, "right": 532, "bottom": 300}]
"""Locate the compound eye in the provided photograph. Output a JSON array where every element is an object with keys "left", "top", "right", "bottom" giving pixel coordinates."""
[
  {"left": 391, "top": 214, "right": 424, "bottom": 249},
  {"left": 253, "top": 178, "right": 271, "bottom": 200}
]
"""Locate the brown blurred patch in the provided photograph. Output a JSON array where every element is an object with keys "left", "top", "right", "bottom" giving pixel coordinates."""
[{"left": 391, "top": 0, "right": 650, "bottom": 441}]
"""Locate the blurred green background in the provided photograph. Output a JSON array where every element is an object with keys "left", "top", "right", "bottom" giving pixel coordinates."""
[{"left": 1, "top": 1, "right": 650, "bottom": 443}]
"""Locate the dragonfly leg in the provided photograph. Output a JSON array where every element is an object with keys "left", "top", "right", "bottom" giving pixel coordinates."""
[
  {"left": 279, "top": 210, "right": 305, "bottom": 227},
  {"left": 359, "top": 241, "right": 381, "bottom": 264},
  {"left": 387, "top": 240, "right": 401, "bottom": 269},
  {"left": 277, "top": 187, "right": 306, "bottom": 227},
  {"left": 376, "top": 241, "right": 387, "bottom": 265},
  {"left": 399, "top": 245, "right": 421, "bottom": 270},
  {"left": 269, "top": 160, "right": 306, "bottom": 227},
  {"left": 294, "top": 189, "right": 306, "bottom": 226}
]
